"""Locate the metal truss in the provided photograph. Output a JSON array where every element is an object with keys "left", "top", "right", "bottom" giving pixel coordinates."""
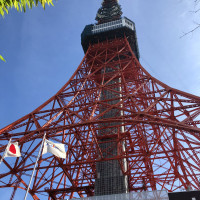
[{"left": 1, "top": 37, "right": 200, "bottom": 199}]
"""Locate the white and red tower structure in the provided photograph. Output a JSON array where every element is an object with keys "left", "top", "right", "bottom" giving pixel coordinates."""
[{"left": 1, "top": 1, "right": 200, "bottom": 199}]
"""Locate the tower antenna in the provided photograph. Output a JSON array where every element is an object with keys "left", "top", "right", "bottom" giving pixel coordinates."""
[{"left": 96, "top": 0, "right": 122, "bottom": 24}]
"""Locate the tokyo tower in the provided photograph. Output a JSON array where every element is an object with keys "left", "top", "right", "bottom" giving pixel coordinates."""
[{"left": 1, "top": 0, "right": 200, "bottom": 199}]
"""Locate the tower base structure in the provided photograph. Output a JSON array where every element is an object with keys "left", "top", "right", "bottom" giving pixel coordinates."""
[
  {"left": 1, "top": 36, "right": 200, "bottom": 199},
  {"left": 69, "top": 190, "right": 169, "bottom": 200}
]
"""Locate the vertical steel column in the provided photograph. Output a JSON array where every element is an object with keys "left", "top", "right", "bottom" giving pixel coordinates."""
[{"left": 95, "top": 66, "right": 128, "bottom": 195}]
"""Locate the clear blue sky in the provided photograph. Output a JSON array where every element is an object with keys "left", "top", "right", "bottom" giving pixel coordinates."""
[{"left": 0, "top": 0, "right": 200, "bottom": 199}]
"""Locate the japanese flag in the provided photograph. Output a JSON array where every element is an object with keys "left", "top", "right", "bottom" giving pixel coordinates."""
[
  {"left": 5, "top": 142, "right": 21, "bottom": 157},
  {"left": 42, "top": 139, "right": 66, "bottom": 159}
]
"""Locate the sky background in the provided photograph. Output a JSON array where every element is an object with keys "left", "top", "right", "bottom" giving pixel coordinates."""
[{"left": 0, "top": 0, "right": 200, "bottom": 199}]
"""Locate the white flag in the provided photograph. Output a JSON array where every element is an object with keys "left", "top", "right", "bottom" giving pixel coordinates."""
[
  {"left": 4, "top": 142, "right": 21, "bottom": 157},
  {"left": 42, "top": 139, "right": 66, "bottom": 159}
]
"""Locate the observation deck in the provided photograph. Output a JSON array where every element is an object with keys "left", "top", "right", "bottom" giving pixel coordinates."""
[{"left": 81, "top": 17, "right": 140, "bottom": 60}]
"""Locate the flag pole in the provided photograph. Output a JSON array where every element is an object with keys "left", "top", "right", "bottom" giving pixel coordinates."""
[
  {"left": 0, "top": 138, "right": 12, "bottom": 167},
  {"left": 24, "top": 133, "right": 46, "bottom": 200}
]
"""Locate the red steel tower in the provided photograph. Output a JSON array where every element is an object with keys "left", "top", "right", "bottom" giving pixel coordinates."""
[{"left": 1, "top": 0, "right": 200, "bottom": 199}]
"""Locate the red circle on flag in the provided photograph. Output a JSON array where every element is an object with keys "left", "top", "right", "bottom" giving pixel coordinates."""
[{"left": 9, "top": 144, "right": 16, "bottom": 154}]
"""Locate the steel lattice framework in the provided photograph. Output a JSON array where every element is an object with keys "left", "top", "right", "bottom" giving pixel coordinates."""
[{"left": 1, "top": 37, "right": 200, "bottom": 199}]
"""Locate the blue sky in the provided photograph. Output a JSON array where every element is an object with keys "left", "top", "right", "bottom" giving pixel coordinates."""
[{"left": 0, "top": 0, "right": 200, "bottom": 199}]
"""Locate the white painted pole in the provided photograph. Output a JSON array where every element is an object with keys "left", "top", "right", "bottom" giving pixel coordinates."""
[
  {"left": 24, "top": 133, "right": 46, "bottom": 200},
  {"left": 0, "top": 138, "right": 12, "bottom": 167}
]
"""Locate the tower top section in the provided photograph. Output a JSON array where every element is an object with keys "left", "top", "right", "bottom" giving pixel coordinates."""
[
  {"left": 81, "top": 1, "right": 140, "bottom": 60},
  {"left": 96, "top": 0, "right": 123, "bottom": 24}
]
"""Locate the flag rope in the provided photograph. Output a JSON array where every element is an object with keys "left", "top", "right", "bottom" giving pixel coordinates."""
[{"left": 24, "top": 133, "right": 46, "bottom": 200}]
